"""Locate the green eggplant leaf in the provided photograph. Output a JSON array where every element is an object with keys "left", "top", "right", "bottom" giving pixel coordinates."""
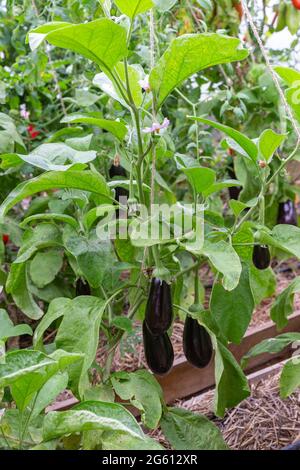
[{"left": 150, "top": 34, "right": 248, "bottom": 107}]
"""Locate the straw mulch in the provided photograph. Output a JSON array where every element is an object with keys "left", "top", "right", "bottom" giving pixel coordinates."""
[{"left": 150, "top": 371, "right": 300, "bottom": 450}]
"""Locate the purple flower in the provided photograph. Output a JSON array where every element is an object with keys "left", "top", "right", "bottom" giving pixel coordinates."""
[
  {"left": 20, "top": 104, "right": 30, "bottom": 120},
  {"left": 139, "top": 75, "right": 150, "bottom": 92},
  {"left": 142, "top": 117, "right": 170, "bottom": 134}
]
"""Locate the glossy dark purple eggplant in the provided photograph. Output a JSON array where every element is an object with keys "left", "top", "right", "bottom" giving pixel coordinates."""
[
  {"left": 76, "top": 279, "right": 91, "bottom": 296},
  {"left": 228, "top": 163, "right": 241, "bottom": 200},
  {"left": 277, "top": 200, "right": 298, "bottom": 226},
  {"left": 145, "top": 278, "right": 173, "bottom": 335},
  {"left": 252, "top": 245, "right": 270, "bottom": 270},
  {"left": 183, "top": 316, "right": 213, "bottom": 368},
  {"left": 229, "top": 186, "right": 241, "bottom": 200},
  {"left": 143, "top": 321, "right": 174, "bottom": 375},
  {"left": 109, "top": 164, "right": 127, "bottom": 179}
]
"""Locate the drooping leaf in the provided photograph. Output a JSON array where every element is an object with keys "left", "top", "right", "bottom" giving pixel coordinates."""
[
  {"left": 43, "top": 401, "right": 162, "bottom": 450},
  {"left": 212, "top": 337, "right": 250, "bottom": 417},
  {"left": 150, "top": 34, "right": 248, "bottom": 107},
  {"left": 203, "top": 179, "right": 242, "bottom": 197},
  {"left": 160, "top": 407, "right": 228, "bottom": 450},
  {"left": 203, "top": 240, "right": 241, "bottom": 291},
  {"left": 31, "top": 371, "right": 69, "bottom": 418},
  {"left": 1, "top": 143, "right": 97, "bottom": 172},
  {"left": 94, "top": 62, "right": 143, "bottom": 108},
  {"left": 111, "top": 370, "right": 163, "bottom": 429},
  {"left": 270, "top": 277, "right": 300, "bottom": 330},
  {"left": 242, "top": 332, "right": 300, "bottom": 368},
  {"left": 29, "top": 20, "right": 127, "bottom": 72},
  {"left": 210, "top": 264, "right": 254, "bottom": 344},
  {"left": 0, "top": 309, "right": 32, "bottom": 341},
  {"left": 33, "top": 297, "right": 72, "bottom": 348},
  {"left": 258, "top": 129, "right": 286, "bottom": 162},
  {"left": 55, "top": 296, "right": 106, "bottom": 396},
  {"left": 280, "top": 357, "right": 300, "bottom": 398},
  {"left": 61, "top": 114, "right": 127, "bottom": 141},
  {"left": 20, "top": 213, "right": 79, "bottom": 229},
  {"left": 0, "top": 170, "right": 111, "bottom": 219},
  {"left": 6, "top": 263, "right": 44, "bottom": 320},
  {"left": 249, "top": 266, "right": 276, "bottom": 306},
  {"left": 258, "top": 225, "right": 300, "bottom": 260}
]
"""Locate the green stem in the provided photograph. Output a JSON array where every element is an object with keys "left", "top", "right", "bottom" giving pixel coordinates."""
[{"left": 194, "top": 265, "right": 201, "bottom": 305}]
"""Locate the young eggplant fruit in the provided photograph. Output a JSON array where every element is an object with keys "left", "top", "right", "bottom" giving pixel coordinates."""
[
  {"left": 252, "top": 245, "right": 270, "bottom": 270},
  {"left": 183, "top": 316, "right": 213, "bottom": 368},
  {"left": 145, "top": 277, "right": 173, "bottom": 335},
  {"left": 109, "top": 163, "right": 127, "bottom": 178},
  {"left": 142, "top": 321, "right": 174, "bottom": 375},
  {"left": 277, "top": 200, "right": 297, "bottom": 226},
  {"left": 75, "top": 279, "right": 91, "bottom": 296}
]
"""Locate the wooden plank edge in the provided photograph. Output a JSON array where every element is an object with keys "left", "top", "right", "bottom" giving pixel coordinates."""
[{"left": 47, "top": 312, "right": 300, "bottom": 412}]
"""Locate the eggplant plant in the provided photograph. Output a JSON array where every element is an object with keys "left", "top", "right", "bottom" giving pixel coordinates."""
[{"left": 1, "top": 0, "right": 300, "bottom": 451}]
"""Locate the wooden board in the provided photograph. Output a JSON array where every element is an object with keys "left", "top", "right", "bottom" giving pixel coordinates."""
[
  {"left": 48, "top": 312, "right": 300, "bottom": 412},
  {"left": 156, "top": 312, "right": 300, "bottom": 402}
]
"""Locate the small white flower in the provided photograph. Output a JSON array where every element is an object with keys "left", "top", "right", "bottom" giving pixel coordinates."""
[{"left": 142, "top": 117, "right": 170, "bottom": 134}]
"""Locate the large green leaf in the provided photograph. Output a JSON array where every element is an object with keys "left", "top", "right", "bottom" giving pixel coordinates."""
[
  {"left": 54, "top": 296, "right": 105, "bottom": 397},
  {"left": 61, "top": 114, "right": 127, "bottom": 141},
  {"left": 249, "top": 266, "right": 276, "bottom": 306},
  {"left": 111, "top": 370, "right": 163, "bottom": 429},
  {"left": 258, "top": 129, "right": 286, "bottom": 162},
  {"left": 275, "top": 66, "right": 300, "bottom": 86},
  {"left": 0, "top": 170, "right": 111, "bottom": 219},
  {"left": 32, "top": 371, "right": 69, "bottom": 418},
  {"left": 6, "top": 263, "right": 44, "bottom": 320},
  {"left": 33, "top": 297, "right": 72, "bottom": 348},
  {"left": 202, "top": 240, "right": 241, "bottom": 291},
  {"left": 29, "top": 249, "right": 63, "bottom": 289},
  {"left": 270, "top": 277, "right": 300, "bottom": 330},
  {"left": 114, "top": 0, "right": 154, "bottom": 18},
  {"left": 258, "top": 225, "right": 300, "bottom": 260},
  {"left": 183, "top": 167, "right": 216, "bottom": 194},
  {"left": 242, "top": 332, "right": 300, "bottom": 368},
  {"left": 1, "top": 142, "right": 97, "bottom": 172},
  {"left": 193, "top": 117, "right": 258, "bottom": 162},
  {"left": 280, "top": 357, "right": 300, "bottom": 398},
  {"left": 0, "top": 113, "right": 25, "bottom": 151},
  {"left": 63, "top": 227, "right": 114, "bottom": 288},
  {"left": 94, "top": 62, "right": 143, "bottom": 109},
  {"left": 210, "top": 264, "right": 254, "bottom": 344},
  {"left": 14, "top": 223, "right": 62, "bottom": 264},
  {"left": 0, "top": 349, "right": 81, "bottom": 411},
  {"left": 150, "top": 34, "right": 248, "bottom": 107},
  {"left": 160, "top": 407, "right": 228, "bottom": 450},
  {"left": 0, "top": 309, "right": 32, "bottom": 341},
  {"left": 213, "top": 337, "right": 250, "bottom": 417},
  {"left": 29, "top": 19, "right": 127, "bottom": 72},
  {"left": 43, "top": 401, "right": 162, "bottom": 450}
]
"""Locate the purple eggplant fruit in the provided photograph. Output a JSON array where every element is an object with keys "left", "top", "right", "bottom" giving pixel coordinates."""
[
  {"left": 145, "top": 278, "right": 173, "bottom": 335},
  {"left": 183, "top": 316, "right": 213, "bottom": 368},
  {"left": 143, "top": 321, "right": 174, "bottom": 375}
]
